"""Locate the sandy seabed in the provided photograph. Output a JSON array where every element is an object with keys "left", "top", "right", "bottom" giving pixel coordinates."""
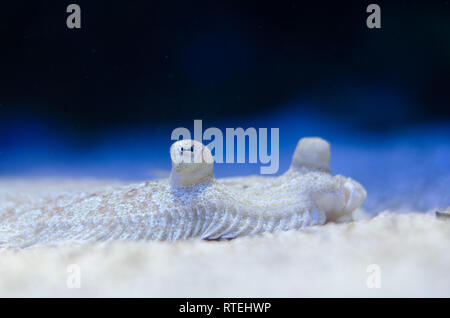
[{"left": 1, "top": 213, "right": 449, "bottom": 297}]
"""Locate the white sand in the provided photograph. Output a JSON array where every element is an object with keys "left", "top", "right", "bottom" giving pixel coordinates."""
[{"left": 1, "top": 210, "right": 449, "bottom": 297}]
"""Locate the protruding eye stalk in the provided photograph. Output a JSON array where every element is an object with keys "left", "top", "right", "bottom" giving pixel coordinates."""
[
  {"left": 170, "top": 140, "right": 214, "bottom": 186},
  {"left": 291, "top": 137, "right": 331, "bottom": 171}
]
